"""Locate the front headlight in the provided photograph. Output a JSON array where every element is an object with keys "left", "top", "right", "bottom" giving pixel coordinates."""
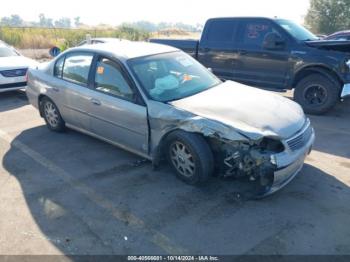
[
  {"left": 259, "top": 137, "right": 285, "bottom": 153},
  {"left": 270, "top": 155, "right": 277, "bottom": 165}
]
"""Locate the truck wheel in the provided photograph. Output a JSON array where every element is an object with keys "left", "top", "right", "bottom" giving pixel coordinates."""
[
  {"left": 294, "top": 74, "right": 340, "bottom": 115},
  {"left": 41, "top": 97, "right": 66, "bottom": 132},
  {"left": 165, "top": 130, "right": 214, "bottom": 185}
]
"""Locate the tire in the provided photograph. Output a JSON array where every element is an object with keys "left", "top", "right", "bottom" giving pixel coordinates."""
[
  {"left": 294, "top": 73, "right": 340, "bottom": 115},
  {"left": 41, "top": 97, "right": 65, "bottom": 132},
  {"left": 165, "top": 130, "right": 214, "bottom": 185}
]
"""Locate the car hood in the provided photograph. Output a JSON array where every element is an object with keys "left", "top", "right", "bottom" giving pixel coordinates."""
[
  {"left": 305, "top": 40, "right": 350, "bottom": 52},
  {"left": 170, "top": 81, "right": 306, "bottom": 140},
  {"left": 0, "top": 56, "right": 38, "bottom": 70}
]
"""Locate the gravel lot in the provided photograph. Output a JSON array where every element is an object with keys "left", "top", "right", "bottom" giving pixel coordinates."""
[{"left": 0, "top": 90, "right": 349, "bottom": 255}]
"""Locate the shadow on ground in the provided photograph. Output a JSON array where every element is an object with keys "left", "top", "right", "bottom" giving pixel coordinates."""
[
  {"left": 308, "top": 98, "right": 350, "bottom": 159},
  {"left": 0, "top": 90, "right": 28, "bottom": 112},
  {"left": 2, "top": 125, "right": 350, "bottom": 255}
]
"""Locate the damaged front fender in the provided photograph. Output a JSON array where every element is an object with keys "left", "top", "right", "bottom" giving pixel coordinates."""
[{"left": 147, "top": 101, "right": 251, "bottom": 158}]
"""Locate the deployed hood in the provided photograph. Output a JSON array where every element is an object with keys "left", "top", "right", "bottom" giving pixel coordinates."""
[
  {"left": 170, "top": 81, "right": 305, "bottom": 140},
  {"left": 305, "top": 40, "right": 350, "bottom": 52},
  {"left": 0, "top": 56, "right": 38, "bottom": 70}
]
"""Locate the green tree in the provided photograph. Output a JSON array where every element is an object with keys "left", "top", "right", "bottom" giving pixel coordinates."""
[
  {"left": 0, "top": 14, "right": 24, "bottom": 27},
  {"left": 38, "top": 13, "right": 53, "bottom": 28},
  {"left": 74, "top": 17, "right": 81, "bottom": 28},
  {"left": 305, "top": 0, "right": 350, "bottom": 34},
  {"left": 54, "top": 17, "right": 71, "bottom": 28}
]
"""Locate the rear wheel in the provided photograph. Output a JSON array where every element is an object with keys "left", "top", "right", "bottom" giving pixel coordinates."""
[
  {"left": 294, "top": 73, "right": 340, "bottom": 115},
  {"left": 165, "top": 131, "right": 214, "bottom": 185},
  {"left": 41, "top": 97, "right": 65, "bottom": 132}
]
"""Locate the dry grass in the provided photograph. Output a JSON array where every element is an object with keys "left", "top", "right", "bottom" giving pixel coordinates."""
[{"left": 0, "top": 26, "right": 150, "bottom": 49}]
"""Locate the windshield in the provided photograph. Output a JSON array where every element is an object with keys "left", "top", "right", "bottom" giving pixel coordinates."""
[
  {"left": 128, "top": 52, "right": 221, "bottom": 102},
  {"left": 276, "top": 19, "right": 318, "bottom": 41},
  {"left": 0, "top": 46, "right": 19, "bottom": 57}
]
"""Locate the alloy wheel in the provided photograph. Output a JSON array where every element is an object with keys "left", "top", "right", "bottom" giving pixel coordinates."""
[{"left": 170, "top": 141, "right": 196, "bottom": 177}]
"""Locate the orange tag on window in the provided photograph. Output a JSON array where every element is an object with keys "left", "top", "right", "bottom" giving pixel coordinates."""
[
  {"left": 97, "top": 66, "right": 104, "bottom": 74},
  {"left": 183, "top": 74, "right": 192, "bottom": 81}
]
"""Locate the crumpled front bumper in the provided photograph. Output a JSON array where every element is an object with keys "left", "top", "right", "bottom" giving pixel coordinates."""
[{"left": 258, "top": 124, "right": 315, "bottom": 198}]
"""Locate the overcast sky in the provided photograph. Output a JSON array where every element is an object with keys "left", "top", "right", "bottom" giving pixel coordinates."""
[{"left": 1, "top": 0, "right": 310, "bottom": 25}]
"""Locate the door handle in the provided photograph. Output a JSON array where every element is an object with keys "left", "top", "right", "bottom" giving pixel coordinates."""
[
  {"left": 90, "top": 98, "right": 101, "bottom": 106},
  {"left": 53, "top": 87, "right": 59, "bottom": 92}
]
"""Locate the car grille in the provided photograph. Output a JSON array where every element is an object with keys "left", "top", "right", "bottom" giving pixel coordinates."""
[
  {"left": 0, "top": 68, "right": 27, "bottom": 77},
  {"left": 287, "top": 123, "right": 313, "bottom": 151}
]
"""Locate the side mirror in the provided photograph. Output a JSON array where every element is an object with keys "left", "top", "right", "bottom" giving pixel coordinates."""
[
  {"left": 49, "top": 46, "right": 61, "bottom": 57},
  {"left": 263, "top": 32, "right": 285, "bottom": 50}
]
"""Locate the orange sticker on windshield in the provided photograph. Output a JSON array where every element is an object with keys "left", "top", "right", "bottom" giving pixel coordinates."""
[
  {"left": 97, "top": 66, "right": 104, "bottom": 74},
  {"left": 183, "top": 74, "right": 192, "bottom": 81}
]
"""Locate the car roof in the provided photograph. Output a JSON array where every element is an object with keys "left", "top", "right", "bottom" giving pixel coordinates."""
[
  {"left": 0, "top": 41, "right": 10, "bottom": 48},
  {"left": 208, "top": 16, "right": 276, "bottom": 21},
  {"left": 67, "top": 41, "right": 179, "bottom": 60},
  {"left": 92, "top": 37, "right": 129, "bottom": 42}
]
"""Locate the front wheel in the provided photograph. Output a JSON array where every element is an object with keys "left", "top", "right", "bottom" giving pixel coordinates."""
[
  {"left": 294, "top": 74, "right": 340, "bottom": 115},
  {"left": 41, "top": 97, "right": 65, "bottom": 132},
  {"left": 165, "top": 131, "right": 214, "bottom": 185}
]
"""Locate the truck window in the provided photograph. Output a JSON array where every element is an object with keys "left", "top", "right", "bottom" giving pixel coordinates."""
[
  {"left": 206, "top": 20, "right": 237, "bottom": 42},
  {"left": 241, "top": 21, "right": 278, "bottom": 49}
]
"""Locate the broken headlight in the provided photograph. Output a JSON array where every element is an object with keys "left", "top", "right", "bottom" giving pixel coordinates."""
[{"left": 259, "top": 137, "right": 285, "bottom": 153}]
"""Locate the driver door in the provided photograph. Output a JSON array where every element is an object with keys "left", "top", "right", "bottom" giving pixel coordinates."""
[
  {"left": 88, "top": 56, "right": 149, "bottom": 155},
  {"left": 234, "top": 19, "right": 290, "bottom": 89}
]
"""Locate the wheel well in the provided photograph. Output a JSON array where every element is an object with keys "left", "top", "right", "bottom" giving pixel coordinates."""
[
  {"left": 155, "top": 129, "right": 212, "bottom": 164},
  {"left": 38, "top": 94, "right": 47, "bottom": 117},
  {"left": 292, "top": 66, "right": 342, "bottom": 89}
]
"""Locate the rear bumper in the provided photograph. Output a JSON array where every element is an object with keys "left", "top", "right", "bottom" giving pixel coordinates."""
[
  {"left": 0, "top": 82, "right": 27, "bottom": 93},
  {"left": 341, "top": 83, "right": 350, "bottom": 98}
]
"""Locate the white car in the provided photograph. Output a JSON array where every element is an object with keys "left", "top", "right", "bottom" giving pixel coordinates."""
[{"left": 0, "top": 41, "right": 38, "bottom": 92}]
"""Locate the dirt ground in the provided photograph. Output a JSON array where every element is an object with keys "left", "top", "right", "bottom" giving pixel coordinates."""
[
  {"left": 0, "top": 90, "right": 349, "bottom": 255},
  {"left": 19, "top": 49, "right": 51, "bottom": 61}
]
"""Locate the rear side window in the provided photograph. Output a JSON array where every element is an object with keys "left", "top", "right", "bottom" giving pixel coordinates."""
[
  {"left": 62, "top": 53, "right": 93, "bottom": 86},
  {"left": 241, "top": 21, "right": 277, "bottom": 48},
  {"left": 54, "top": 56, "right": 65, "bottom": 78},
  {"left": 206, "top": 20, "right": 237, "bottom": 42}
]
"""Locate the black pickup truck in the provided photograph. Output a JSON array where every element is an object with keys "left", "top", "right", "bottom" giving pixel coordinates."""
[{"left": 150, "top": 17, "right": 350, "bottom": 114}]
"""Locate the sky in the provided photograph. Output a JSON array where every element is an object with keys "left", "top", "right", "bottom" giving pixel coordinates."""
[{"left": 0, "top": 0, "right": 310, "bottom": 26}]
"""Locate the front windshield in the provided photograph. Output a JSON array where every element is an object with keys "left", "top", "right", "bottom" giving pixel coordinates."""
[
  {"left": 276, "top": 19, "right": 318, "bottom": 41},
  {"left": 0, "top": 46, "right": 19, "bottom": 57},
  {"left": 128, "top": 51, "right": 221, "bottom": 102}
]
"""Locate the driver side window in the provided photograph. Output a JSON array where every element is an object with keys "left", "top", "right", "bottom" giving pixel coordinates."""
[
  {"left": 242, "top": 21, "right": 281, "bottom": 49},
  {"left": 94, "top": 57, "right": 134, "bottom": 100}
]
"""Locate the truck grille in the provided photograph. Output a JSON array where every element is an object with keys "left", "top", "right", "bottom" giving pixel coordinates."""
[
  {"left": 287, "top": 124, "right": 313, "bottom": 151},
  {"left": 0, "top": 68, "right": 27, "bottom": 77}
]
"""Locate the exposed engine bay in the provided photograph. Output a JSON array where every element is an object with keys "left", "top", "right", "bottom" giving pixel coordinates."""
[{"left": 209, "top": 137, "right": 285, "bottom": 191}]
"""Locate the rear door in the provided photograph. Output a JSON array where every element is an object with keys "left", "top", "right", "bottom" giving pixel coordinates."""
[
  {"left": 88, "top": 55, "right": 149, "bottom": 155},
  {"left": 51, "top": 52, "right": 96, "bottom": 131},
  {"left": 234, "top": 19, "right": 290, "bottom": 89},
  {"left": 197, "top": 19, "right": 239, "bottom": 80}
]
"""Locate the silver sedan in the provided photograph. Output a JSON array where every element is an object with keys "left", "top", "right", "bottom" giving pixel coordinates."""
[{"left": 26, "top": 41, "right": 315, "bottom": 197}]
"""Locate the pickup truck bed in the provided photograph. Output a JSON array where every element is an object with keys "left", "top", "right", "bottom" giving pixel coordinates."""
[{"left": 150, "top": 39, "right": 198, "bottom": 58}]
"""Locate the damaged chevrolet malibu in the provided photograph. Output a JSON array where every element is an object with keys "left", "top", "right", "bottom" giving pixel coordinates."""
[{"left": 26, "top": 41, "right": 315, "bottom": 197}]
